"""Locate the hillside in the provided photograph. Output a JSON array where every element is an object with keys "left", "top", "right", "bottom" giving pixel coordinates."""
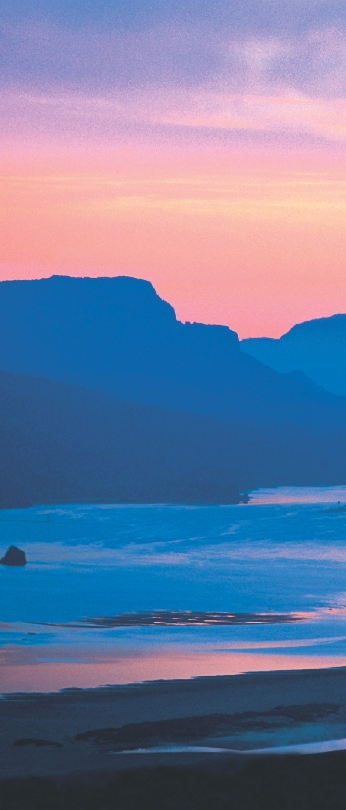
[
  {"left": 2, "top": 370, "right": 346, "bottom": 509},
  {"left": 0, "top": 370, "right": 241, "bottom": 507},
  {"left": 1, "top": 276, "right": 346, "bottom": 429},
  {"left": 241, "top": 314, "right": 346, "bottom": 396}
]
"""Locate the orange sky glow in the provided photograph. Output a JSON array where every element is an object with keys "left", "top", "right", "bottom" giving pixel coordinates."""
[
  {"left": 1, "top": 136, "right": 346, "bottom": 337},
  {"left": 2, "top": 4, "right": 346, "bottom": 337}
]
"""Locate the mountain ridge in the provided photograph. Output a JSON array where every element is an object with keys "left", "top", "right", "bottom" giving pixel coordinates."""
[
  {"left": 241, "top": 314, "right": 346, "bottom": 396},
  {"left": 1, "top": 275, "right": 346, "bottom": 430}
]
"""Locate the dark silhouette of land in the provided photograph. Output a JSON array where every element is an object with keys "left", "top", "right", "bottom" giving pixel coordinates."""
[
  {"left": 4, "top": 666, "right": 346, "bottom": 808},
  {"left": 0, "top": 370, "right": 241, "bottom": 507},
  {"left": 1, "top": 276, "right": 346, "bottom": 428},
  {"left": 2, "top": 669, "right": 346, "bottom": 784},
  {"left": 2, "top": 754, "right": 346, "bottom": 810},
  {"left": 1, "top": 276, "right": 346, "bottom": 507},
  {"left": 241, "top": 314, "right": 346, "bottom": 397},
  {"left": 2, "top": 369, "right": 346, "bottom": 508},
  {"left": 0, "top": 668, "right": 346, "bottom": 810}
]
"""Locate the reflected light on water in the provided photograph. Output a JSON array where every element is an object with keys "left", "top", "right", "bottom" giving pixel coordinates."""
[
  {"left": 249, "top": 486, "right": 346, "bottom": 504},
  {"left": 2, "top": 651, "right": 346, "bottom": 694}
]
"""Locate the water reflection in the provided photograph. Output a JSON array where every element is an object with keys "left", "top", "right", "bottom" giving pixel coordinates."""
[
  {"left": 2, "top": 647, "right": 346, "bottom": 693},
  {"left": 2, "top": 488, "right": 346, "bottom": 692}
]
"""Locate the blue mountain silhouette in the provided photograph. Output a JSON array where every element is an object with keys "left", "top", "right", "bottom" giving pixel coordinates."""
[
  {"left": 1, "top": 275, "right": 346, "bottom": 429},
  {"left": 2, "top": 369, "right": 346, "bottom": 509},
  {"left": 241, "top": 315, "right": 346, "bottom": 397},
  {"left": 0, "top": 370, "right": 241, "bottom": 506}
]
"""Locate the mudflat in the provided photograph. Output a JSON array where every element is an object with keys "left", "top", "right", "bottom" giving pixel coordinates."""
[{"left": 2, "top": 667, "right": 346, "bottom": 779}]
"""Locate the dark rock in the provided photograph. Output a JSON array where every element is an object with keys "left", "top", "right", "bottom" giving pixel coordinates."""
[
  {"left": 13, "top": 738, "right": 62, "bottom": 748},
  {"left": 0, "top": 545, "right": 26, "bottom": 566}
]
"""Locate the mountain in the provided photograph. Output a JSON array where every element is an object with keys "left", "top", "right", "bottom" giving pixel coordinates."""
[
  {"left": 241, "top": 315, "right": 346, "bottom": 397},
  {"left": 1, "top": 276, "right": 346, "bottom": 430},
  {"left": 0, "top": 370, "right": 241, "bottom": 507},
  {"left": 2, "top": 370, "right": 346, "bottom": 509}
]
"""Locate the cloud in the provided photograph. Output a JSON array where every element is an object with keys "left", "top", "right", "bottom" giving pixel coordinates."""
[
  {"left": 1, "top": 3, "right": 346, "bottom": 158},
  {"left": 2, "top": 87, "right": 346, "bottom": 151},
  {"left": 1, "top": 2, "right": 346, "bottom": 99}
]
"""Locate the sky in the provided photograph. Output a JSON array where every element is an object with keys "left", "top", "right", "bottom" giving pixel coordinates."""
[{"left": 1, "top": 1, "right": 346, "bottom": 337}]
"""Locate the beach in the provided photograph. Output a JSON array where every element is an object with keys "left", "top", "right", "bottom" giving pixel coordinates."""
[
  {"left": 2, "top": 493, "right": 346, "bottom": 806},
  {"left": 2, "top": 667, "right": 346, "bottom": 779},
  {"left": 3, "top": 494, "right": 346, "bottom": 694}
]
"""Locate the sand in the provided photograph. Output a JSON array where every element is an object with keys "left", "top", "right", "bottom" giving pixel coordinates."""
[{"left": 2, "top": 667, "right": 346, "bottom": 779}]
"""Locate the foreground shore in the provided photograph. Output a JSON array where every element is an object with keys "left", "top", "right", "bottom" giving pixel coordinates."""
[
  {"left": 3, "top": 752, "right": 346, "bottom": 810},
  {"left": 2, "top": 667, "right": 346, "bottom": 780}
]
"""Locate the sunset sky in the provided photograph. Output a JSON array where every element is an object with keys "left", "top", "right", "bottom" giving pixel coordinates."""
[{"left": 1, "top": 0, "right": 346, "bottom": 337}]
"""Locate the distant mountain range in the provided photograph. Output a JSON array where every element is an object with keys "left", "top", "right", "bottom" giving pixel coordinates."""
[
  {"left": 1, "top": 275, "right": 346, "bottom": 508},
  {"left": 241, "top": 315, "right": 346, "bottom": 397},
  {"left": 1, "top": 276, "right": 346, "bottom": 429},
  {"left": 2, "top": 370, "right": 346, "bottom": 509},
  {"left": 0, "top": 370, "right": 241, "bottom": 507}
]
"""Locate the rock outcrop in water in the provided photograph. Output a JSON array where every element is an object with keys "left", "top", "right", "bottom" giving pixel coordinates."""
[{"left": 0, "top": 545, "right": 26, "bottom": 566}]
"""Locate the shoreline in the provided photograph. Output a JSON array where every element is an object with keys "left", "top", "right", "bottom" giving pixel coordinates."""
[{"left": 2, "top": 666, "right": 346, "bottom": 779}]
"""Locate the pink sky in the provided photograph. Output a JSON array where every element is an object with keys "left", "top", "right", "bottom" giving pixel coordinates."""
[
  {"left": 1, "top": 7, "right": 346, "bottom": 337},
  {"left": 2, "top": 133, "right": 346, "bottom": 337}
]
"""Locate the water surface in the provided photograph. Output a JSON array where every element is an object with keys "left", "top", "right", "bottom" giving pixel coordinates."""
[{"left": 1, "top": 486, "right": 346, "bottom": 692}]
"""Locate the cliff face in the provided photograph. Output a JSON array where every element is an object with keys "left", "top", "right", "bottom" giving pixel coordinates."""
[{"left": 1, "top": 275, "right": 346, "bottom": 428}]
